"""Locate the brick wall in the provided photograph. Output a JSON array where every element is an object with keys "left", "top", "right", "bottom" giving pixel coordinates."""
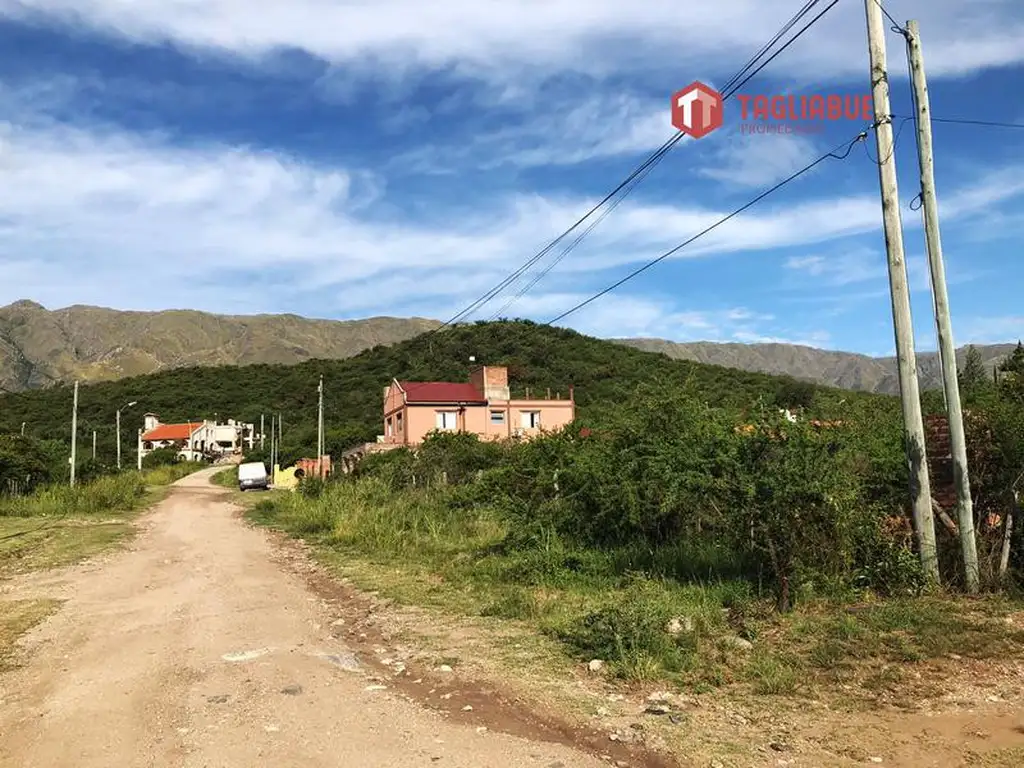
[{"left": 924, "top": 414, "right": 957, "bottom": 511}]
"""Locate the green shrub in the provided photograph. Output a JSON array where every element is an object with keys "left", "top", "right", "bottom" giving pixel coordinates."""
[
  {"left": 551, "top": 578, "right": 702, "bottom": 681},
  {"left": 142, "top": 445, "right": 182, "bottom": 469}
]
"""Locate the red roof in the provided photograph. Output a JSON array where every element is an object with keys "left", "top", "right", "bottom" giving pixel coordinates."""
[
  {"left": 398, "top": 381, "right": 486, "bottom": 404},
  {"left": 142, "top": 422, "right": 203, "bottom": 441}
]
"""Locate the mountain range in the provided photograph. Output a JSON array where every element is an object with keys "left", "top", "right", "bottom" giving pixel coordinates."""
[{"left": 0, "top": 300, "right": 1015, "bottom": 395}]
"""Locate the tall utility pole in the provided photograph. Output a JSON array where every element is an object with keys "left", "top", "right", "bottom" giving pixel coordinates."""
[
  {"left": 70, "top": 381, "right": 79, "bottom": 487},
  {"left": 906, "top": 19, "right": 979, "bottom": 592},
  {"left": 317, "top": 375, "right": 325, "bottom": 478},
  {"left": 270, "top": 414, "right": 276, "bottom": 472},
  {"left": 116, "top": 400, "right": 138, "bottom": 471},
  {"left": 260, "top": 413, "right": 265, "bottom": 451},
  {"left": 137, "top": 428, "right": 143, "bottom": 471},
  {"left": 92, "top": 430, "right": 97, "bottom": 460},
  {"left": 864, "top": 0, "right": 939, "bottom": 583}
]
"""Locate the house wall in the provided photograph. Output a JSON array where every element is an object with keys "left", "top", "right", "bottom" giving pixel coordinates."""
[
  {"left": 470, "top": 366, "right": 510, "bottom": 400},
  {"left": 383, "top": 382, "right": 408, "bottom": 443},
  {"left": 399, "top": 400, "right": 574, "bottom": 445}
]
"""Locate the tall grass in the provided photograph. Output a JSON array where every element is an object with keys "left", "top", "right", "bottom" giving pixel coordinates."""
[
  {"left": 257, "top": 477, "right": 505, "bottom": 558},
  {"left": 0, "top": 462, "right": 202, "bottom": 518},
  {"left": 251, "top": 475, "right": 1024, "bottom": 692}
]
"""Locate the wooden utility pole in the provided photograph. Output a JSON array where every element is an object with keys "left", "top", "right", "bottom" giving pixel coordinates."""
[
  {"left": 905, "top": 19, "right": 979, "bottom": 592},
  {"left": 260, "top": 413, "right": 265, "bottom": 451},
  {"left": 864, "top": 0, "right": 939, "bottom": 583},
  {"left": 92, "top": 430, "right": 97, "bottom": 460},
  {"left": 70, "top": 381, "right": 79, "bottom": 487},
  {"left": 269, "top": 414, "right": 276, "bottom": 473},
  {"left": 317, "top": 375, "right": 325, "bottom": 478}
]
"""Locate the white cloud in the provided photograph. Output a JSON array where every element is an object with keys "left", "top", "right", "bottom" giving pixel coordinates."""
[
  {"left": 784, "top": 248, "right": 883, "bottom": 286},
  {"left": 500, "top": 291, "right": 785, "bottom": 343},
  {"left": 0, "top": 99, "right": 1021, "bottom": 335},
  {"left": 957, "top": 316, "right": 1024, "bottom": 345},
  {"left": 395, "top": 93, "right": 672, "bottom": 172},
  {"left": 1, "top": 0, "right": 1021, "bottom": 86},
  {"left": 701, "top": 133, "right": 820, "bottom": 188}
]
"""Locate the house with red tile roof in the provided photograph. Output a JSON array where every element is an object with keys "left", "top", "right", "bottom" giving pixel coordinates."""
[
  {"left": 340, "top": 365, "right": 575, "bottom": 471},
  {"left": 138, "top": 413, "right": 256, "bottom": 464}
]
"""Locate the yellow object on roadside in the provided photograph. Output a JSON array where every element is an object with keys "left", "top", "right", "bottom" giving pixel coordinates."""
[{"left": 271, "top": 465, "right": 299, "bottom": 491}]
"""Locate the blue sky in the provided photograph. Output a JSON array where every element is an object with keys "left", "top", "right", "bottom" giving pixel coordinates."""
[{"left": 0, "top": 0, "right": 1022, "bottom": 356}]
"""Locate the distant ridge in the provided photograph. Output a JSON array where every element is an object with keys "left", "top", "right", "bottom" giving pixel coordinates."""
[{"left": 0, "top": 300, "right": 1016, "bottom": 395}]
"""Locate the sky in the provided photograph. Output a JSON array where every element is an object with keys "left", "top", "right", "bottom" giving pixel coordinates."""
[{"left": 0, "top": 0, "right": 1022, "bottom": 356}]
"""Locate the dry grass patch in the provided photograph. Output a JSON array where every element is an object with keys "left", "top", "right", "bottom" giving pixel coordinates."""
[{"left": 0, "top": 599, "right": 60, "bottom": 671}]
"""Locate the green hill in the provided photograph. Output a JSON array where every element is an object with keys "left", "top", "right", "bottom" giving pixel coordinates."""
[{"left": 0, "top": 321, "right": 887, "bottom": 462}]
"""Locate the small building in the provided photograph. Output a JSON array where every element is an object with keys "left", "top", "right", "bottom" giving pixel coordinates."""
[
  {"left": 341, "top": 365, "right": 575, "bottom": 471},
  {"left": 139, "top": 413, "right": 256, "bottom": 463}
]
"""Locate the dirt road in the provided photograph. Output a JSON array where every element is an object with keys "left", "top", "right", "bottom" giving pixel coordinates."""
[{"left": 0, "top": 469, "right": 608, "bottom": 768}]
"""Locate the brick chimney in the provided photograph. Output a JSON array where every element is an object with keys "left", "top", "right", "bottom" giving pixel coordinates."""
[{"left": 470, "top": 365, "right": 510, "bottom": 401}]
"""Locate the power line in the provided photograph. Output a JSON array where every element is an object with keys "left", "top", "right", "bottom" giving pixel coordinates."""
[
  {"left": 902, "top": 115, "right": 1024, "bottom": 130},
  {"left": 873, "top": 0, "right": 907, "bottom": 34},
  {"left": 545, "top": 126, "right": 874, "bottom": 326},
  {"left": 485, "top": 0, "right": 839, "bottom": 321},
  {"left": 370, "top": 0, "right": 843, "bottom": 404}
]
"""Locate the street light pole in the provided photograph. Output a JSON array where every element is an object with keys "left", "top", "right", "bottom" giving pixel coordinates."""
[
  {"left": 70, "top": 381, "right": 79, "bottom": 487},
  {"left": 117, "top": 400, "right": 138, "bottom": 471}
]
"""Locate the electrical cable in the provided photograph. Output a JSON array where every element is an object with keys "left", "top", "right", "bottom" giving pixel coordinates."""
[
  {"left": 487, "top": 0, "right": 839, "bottom": 321},
  {"left": 428, "top": 0, "right": 835, "bottom": 332},
  {"left": 544, "top": 125, "right": 874, "bottom": 326},
  {"left": 873, "top": 0, "right": 908, "bottom": 35},
  {"left": 900, "top": 116, "right": 1024, "bottom": 130},
  {"left": 371, "top": 0, "right": 843, "bottom": 404}
]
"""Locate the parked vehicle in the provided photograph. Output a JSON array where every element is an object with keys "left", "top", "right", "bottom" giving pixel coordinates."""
[{"left": 237, "top": 461, "right": 269, "bottom": 491}]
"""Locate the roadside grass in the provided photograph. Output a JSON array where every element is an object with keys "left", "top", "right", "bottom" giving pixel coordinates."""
[
  {"left": 0, "top": 462, "right": 203, "bottom": 577},
  {"left": 242, "top": 477, "right": 1024, "bottom": 705},
  {"left": 211, "top": 466, "right": 238, "bottom": 489},
  {"left": 0, "top": 599, "right": 60, "bottom": 671}
]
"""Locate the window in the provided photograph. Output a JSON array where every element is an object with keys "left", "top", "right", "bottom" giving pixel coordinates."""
[
  {"left": 436, "top": 411, "right": 458, "bottom": 430},
  {"left": 396, "top": 412, "right": 403, "bottom": 435},
  {"left": 490, "top": 410, "right": 506, "bottom": 425},
  {"left": 521, "top": 410, "right": 541, "bottom": 429},
  {"left": 386, "top": 417, "right": 393, "bottom": 437}
]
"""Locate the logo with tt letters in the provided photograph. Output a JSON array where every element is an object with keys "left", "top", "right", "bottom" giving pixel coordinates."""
[{"left": 671, "top": 81, "right": 723, "bottom": 139}]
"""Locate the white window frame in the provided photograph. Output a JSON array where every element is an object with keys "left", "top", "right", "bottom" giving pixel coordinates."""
[
  {"left": 436, "top": 410, "right": 458, "bottom": 430},
  {"left": 490, "top": 410, "right": 506, "bottom": 425},
  {"left": 521, "top": 410, "right": 541, "bottom": 429}
]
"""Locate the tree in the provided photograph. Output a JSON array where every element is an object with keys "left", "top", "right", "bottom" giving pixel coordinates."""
[
  {"left": 958, "top": 345, "right": 990, "bottom": 396},
  {"left": 1000, "top": 342, "right": 1024, "bottom": 378},
  {"left": 775, "top": 376, "right": 817, "bottom": 410},
  {"left": 998, "top": 342, "right": 1024, "bottom": 402}
]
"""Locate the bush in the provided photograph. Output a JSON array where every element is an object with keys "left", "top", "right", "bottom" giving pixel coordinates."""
[
  {"left": 142, "top": 445, "right": 182, "bottom": 469},
  {"left": 552, "top": 577, "right": 706, "bottom": 681},
  {"left": 0, "top": 434, "right": 62, "bottom": 493}
]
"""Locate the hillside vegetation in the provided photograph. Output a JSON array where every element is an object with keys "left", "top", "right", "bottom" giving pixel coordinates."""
[
  {"left": 2, "top": 299, "right": 1015, "bottom": 395},
  {"left": 244, "top": 346, "right": 1024, "bottom": 701},
  {"left": 0, "top": 299, "right": 438, "bottom": 392},
  {"left": 621, "top": 338, "right": 1018, "bottom": 395},
  {"left": 0, "top": 320, "right": 878, "bottom": 474}
]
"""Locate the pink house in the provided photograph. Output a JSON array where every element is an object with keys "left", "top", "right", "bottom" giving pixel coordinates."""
[
  {"left": 383, "top": 365, "right": 574, "bottom": 445},
  {"left": 340, "top": 365, "right": 575, "bottom": 470}
]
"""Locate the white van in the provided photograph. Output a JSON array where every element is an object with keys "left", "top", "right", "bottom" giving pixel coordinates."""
[{"left": 237, "top": 461, "right": 269, "bottom": 491}]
